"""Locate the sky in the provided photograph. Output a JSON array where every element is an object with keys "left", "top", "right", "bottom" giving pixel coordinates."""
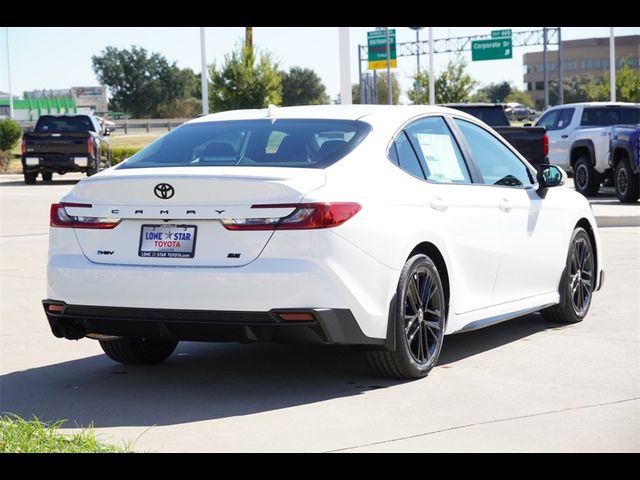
[{"left": 1, "top": 26, "right": 638, "bottom": 104}]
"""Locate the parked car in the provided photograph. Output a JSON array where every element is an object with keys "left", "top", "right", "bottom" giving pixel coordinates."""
[
  {"left": 95, "top": 115, "right": 116, "bottom": 134},
  {"left": 609, "top": 124, "right": 640, "bottom": 203},
  {"left": 443, "top": 103, "right": 548, "bottom": 167},
  {"left": 21, "top": 114, "right": 112, "bottom": 184},
  {"left": 43, "top": 105, "right": 603, "bottom": 379},
  {"left": 535, "top": 102, "right": 640, "bottom": 196},
  {"left": 505, "top": 102, "right": 534, "bottom": 121}
]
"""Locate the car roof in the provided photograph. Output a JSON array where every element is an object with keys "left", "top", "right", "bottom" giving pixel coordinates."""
[
  {"left": 186, "top": 104, "right": 479, "bottom": 126},
  {"left": 547, "top": 101, "right": 640, "bottom": 109}
]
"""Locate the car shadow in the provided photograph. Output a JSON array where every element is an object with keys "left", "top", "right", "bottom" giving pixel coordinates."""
[
  {"left": 0, "top": 313, "right": 558, "bottom": 429},
  {"left": 438, "top": 312, "right": 558, "bottom": 365}
]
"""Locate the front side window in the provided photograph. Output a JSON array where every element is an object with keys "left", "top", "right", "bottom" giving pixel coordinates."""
[
  {"left": 536, "top": 110, "right": 560, "bottom": 130},
  {"left": 118, "top": 119, "right": 371, "bottom": 169},
  {"left": 455, "top": 119, "right": 534, "bottom": 188}
]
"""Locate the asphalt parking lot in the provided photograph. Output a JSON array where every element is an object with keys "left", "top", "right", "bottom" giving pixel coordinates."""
[{"left": 0, "top": 173, "right": 638, "bottom": 452}]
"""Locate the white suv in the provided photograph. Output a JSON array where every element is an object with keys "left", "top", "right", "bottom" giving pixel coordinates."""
[{"left": 535, "top": 102, "right": 640, "bottom": 196}]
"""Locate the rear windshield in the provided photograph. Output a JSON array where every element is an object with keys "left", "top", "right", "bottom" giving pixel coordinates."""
[
  {"left": 447, "top": 107, "right": 509, "bottom": 127},
  {"left": 118, "top": 119, "right": 371, "bottom": 170},
  {"left": 581, "top": 107, "right": 640, "bottom": 126},
  {"left": 35, "top": 115, "right": 96, "bottom": 132}
]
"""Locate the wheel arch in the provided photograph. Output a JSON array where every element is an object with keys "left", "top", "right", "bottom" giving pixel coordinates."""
[
  {"left": 407, "top": 242, "right": 450, "bottom": 319},
  {"left": 570, "top": 140, "right": 595, "bottom": 168},
  {"left": 611, "top": 144, "right": 631, "bottom": 169}
]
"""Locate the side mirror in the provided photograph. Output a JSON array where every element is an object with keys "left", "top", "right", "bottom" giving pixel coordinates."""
[
  {"left": 536, "top": 165, "right": 566, "bottom": 197},
  {"left": 103, "top": 127, "right": 112, "bottom": 136}
]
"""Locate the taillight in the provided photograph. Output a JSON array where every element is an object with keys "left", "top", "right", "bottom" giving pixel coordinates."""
[
  {"left": 87, "top": 138, "right": 94, "bottom": 156},
  {"left": 222, "top": 202, "right": 362, "bottom": 231},
  {"left": 50, "top": 203, "right": 120, "bottom": 229},
  {"left": 21, "top": 139, "right": 26, "bottom": 156},
  {"left": 543, "top": 132, "right": 549, "bottom": 157}
]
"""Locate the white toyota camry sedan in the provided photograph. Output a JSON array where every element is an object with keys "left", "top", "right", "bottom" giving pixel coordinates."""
[{"left": 44, "top": 105, "right": 604, "bottom": 379}]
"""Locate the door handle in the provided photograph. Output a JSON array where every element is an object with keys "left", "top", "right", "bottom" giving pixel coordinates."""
[
  {"left": 499, "top": 198, "right": 511, "bottom": 212},
  {"left": 561, "top": 135, "right": 568, "bottom": 139},
  {"left": 429, "top": 196, "right": 449, "bottom": 211}
]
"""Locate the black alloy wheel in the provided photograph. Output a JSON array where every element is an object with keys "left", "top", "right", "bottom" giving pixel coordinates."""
[
  {"left": 366, "top": 254, "right": 446, "bottom": 379},
  {"left": 568, "top": 235, "right": 594, "bottom": 317},
  {"left": 541, "top": 227, "right": 595, "bottom": 323}
]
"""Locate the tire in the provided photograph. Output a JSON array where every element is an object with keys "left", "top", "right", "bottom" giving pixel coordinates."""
[
  {"left": 573, "top": 155, "right": 600, "bottom": 197},
  {"left": 99, "top": 337, "right": 178, "bottom": 365},
  {"left": 86, "top": 160, "right": 98, "bottom": 176},
  {"left": 541, "top": 227, "right": 595, "bottom": 324},
  {"left": 87, "top": 149, "right": 99, "bottom": 176},
  {"left": 42, "top": 171, "right": 53, "bottom": 182},
  {"left": 366, "top": 254, "right": 446, "bottom": 379},
  {"left": 614, "top": 157, "right": 640, "bottom": 203},
  {"left": 24, "top": 171, "right": 37, "bottom": 185}
]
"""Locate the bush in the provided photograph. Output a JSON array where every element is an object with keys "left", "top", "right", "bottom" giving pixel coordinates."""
[
  {"left": 0, "top": 119, "right": 22, "bottom": 172},
  {"left": 0, "top": 118, "right": 21, "bottom": 152},
  {"left": 111, "top": 147, "right": 141, "bottom": 165}
]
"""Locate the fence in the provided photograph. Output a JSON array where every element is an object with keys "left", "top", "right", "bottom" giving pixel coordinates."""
[{"left": 18, "top": 118, "right": 190, "bottom": 134}]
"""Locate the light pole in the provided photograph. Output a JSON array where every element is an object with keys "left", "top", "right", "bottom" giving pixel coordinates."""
[
  {"left": 6, "top": 27, "right": 13, "bottom": 119},
  {"left": 200, "top": 27, "right": 208, "bottom": 115}
]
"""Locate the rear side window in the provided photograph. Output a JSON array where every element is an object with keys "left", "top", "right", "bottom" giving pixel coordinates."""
[
  {"left": 556, "top": 108, "right": 575, "bottom": 130},
  {"left": 447, "top": 107, "right": 509, "bottom": 126},
  {"left": 35, "top": 115, "right": 96, "bottom": 132},
  {"left": 581, "top": 107, "right": 640, "bottom": 126},
  {"left": 391, "top": 131, "right": 425, "bottom": 179},
  {"left": 118, "top": 119, "right": 371, "bottom": 169}
]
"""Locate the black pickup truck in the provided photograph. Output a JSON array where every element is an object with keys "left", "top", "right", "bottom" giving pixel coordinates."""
[
  {"left": 21, "top": 114, "right": 111, "bottom": 184},
  {"left": 443, "top": 103, "right": 548, "bottom": 167}
]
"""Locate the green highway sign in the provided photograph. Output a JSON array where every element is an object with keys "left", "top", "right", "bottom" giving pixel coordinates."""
[
  {"left": 472, "top": 38, "right": 512, "bottom": 61},
  {"left": 491, "top": 29, "right": 512, "bottom": 38},
  {"left": 368, "top": 29, "right": 397, "bottom": 70}
]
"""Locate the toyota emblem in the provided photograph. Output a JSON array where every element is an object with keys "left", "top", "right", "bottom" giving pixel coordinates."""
[{"left": 154, "top": 183, "right": 175, "bottom": 199}]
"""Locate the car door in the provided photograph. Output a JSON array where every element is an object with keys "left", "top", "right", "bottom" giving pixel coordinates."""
[
  {"left": 453, "top": 118, "right": 565, "bottom": 304},
  {"left": 551, "top": 108, "right": 577, "bottom": 171},
  {"left": 536, "top": 108, "right": 563, "bottom": 166},
  {"left": 397, "top": 116, "right": 502, "bottom": 315}
]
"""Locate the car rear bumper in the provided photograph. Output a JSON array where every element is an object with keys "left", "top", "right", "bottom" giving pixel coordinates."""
[
  {"left": 22, "top": 155, "right": 96, "bottom": 172},
  {"left": 42, "top": 301, "right": 384, "bottom": 346},
  {"left": 47, "top": 227, "right": 398, "bottom": 340}
]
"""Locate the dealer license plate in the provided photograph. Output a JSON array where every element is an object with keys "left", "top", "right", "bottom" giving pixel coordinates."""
[{"left": 138, "top": 224, "right": 197, "bottom": 258}]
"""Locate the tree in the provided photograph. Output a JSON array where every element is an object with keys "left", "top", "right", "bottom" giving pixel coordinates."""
[
  {"left": 281, "top": 67, "right": 330, "bottom": 106},
  {"left": 585, "top": 61, "right": 640, "bottom": 102},
  {"left": 470, "top": 81, "right": 512, "bottom": 104},
  {"left": 92, "top": 46, "right": 195, "bottom": 118},
  {"left": 351, "top": 72, "right": 401, "bottom": 104},
  {"left": 0, "top": 118, "right": 22, "bottom": 172},
  {"left": 549, "top": 75, "right": 593, "bottom": 105},
  {"left": 505, "top": 88, "right": 534, "bottom": 108},
  {"left": 408, "top": 56, "right": 477, "bottom": 104},
  {"left": 208, "top": 44, "right": 281, "bottom": 112}
]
